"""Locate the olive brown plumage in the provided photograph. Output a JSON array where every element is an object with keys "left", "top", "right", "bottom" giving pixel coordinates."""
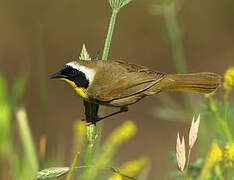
[{"left": 50, "top": 60, "right": 221, "bottom": 123}]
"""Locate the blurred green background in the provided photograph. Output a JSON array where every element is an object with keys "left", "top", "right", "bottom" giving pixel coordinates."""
[{"left": 0, "top": 0, "right": 233, "bottom": 179}]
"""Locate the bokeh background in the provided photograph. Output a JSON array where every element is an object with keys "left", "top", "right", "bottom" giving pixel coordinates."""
[{"left": 1, "top": 0, "right": 234, "bottom": 179}]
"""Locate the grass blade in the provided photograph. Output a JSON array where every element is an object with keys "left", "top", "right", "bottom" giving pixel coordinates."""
[
  {"left": 16, "top": 107, "right": 39, "bottom": 175},
  {"left": 66, "top": 152, "right": 80, "bottom": 180}
]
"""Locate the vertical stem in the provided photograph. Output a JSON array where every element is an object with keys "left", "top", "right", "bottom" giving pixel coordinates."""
[
  {"left": 84, "top": 124, "right": 96, "bottom": 164},
  {"left": 66, "top": 152, "right": 80, "bottom": 180},
  {"left": 82, "top": 102, "right": 98, "bottom": 178},
  {"left": 102, "top": 10, "right": 118, "bottom": 60},
  {"left": 185, "top": 148, "right": 191, "bottom": 179},
  {"left": 163, "top": 2, "right": 192, "bottom": 113},
  {"left": 82, "top": 8, "right": 119, "bottom": 180},
  {"left": 164, "top": 8, "right": 187, "bottom": 74},
  {"left": 16, "top": 108, "right": 39, "bottom": 175},
  {"left": 166, "top": 16, "right": 187, "bottom": 73},
  {"left": 180, "top": 171, "right": 183, "bottom": 180}
]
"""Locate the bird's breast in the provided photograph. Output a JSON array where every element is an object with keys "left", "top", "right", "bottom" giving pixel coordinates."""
[{"left": 60, "top": 78, "right": 89, "bottom": 100}]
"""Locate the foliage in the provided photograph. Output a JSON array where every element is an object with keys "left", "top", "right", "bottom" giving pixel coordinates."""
[
  {"left": 151, "top": 0, "right": 234, "bottom": 179},
  {"left": 36, "top": 120, "right": 146, "bottom": 179},
  {"left": 0, "top": 73, "right": 38, "bottom": 180},
  {"left": 36, "top": 1, "right": 150, "bottom": 180},
  {"left": 1, "top": 0, "right": 233, "bottom": 180}
]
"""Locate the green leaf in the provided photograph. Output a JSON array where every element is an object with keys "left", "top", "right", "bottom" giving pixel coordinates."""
[
  {"left": 0, "top": 74, "right": 11, "bottom": 156},
  {"left": 168, "top": 170, "right": 181, "bottom": 178},
  {"left": 169, "top": 152, "right": 177, "bottom": 164},
  {"left": 36, "top": 165, "right": 137, "bottom": 180},
  {"left": 0, "top": 104, "right": 11, "bottom": 155},
  {"left": 92, "top": 50, "right": 101, "bottom": 60},
  {"left": 79, "top": 44, "right": 91, "bottom": 60},
  {"left": 189, "top": 158, "right": 203, "bottom": 170},
  {"left": 35, "top": 167, "right": 70, "bottom": 179},
  {"left": 120, "top": 0, "right": 132, "bottom": 8}
]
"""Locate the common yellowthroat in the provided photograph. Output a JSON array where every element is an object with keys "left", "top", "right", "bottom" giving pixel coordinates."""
[{"left": 50, "top": 60, "right": 221, "bottom": 123}]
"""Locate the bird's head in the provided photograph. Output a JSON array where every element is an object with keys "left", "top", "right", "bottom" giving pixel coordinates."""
[{"left": 49, "top": 61, "right": 96, "bottom": 98}]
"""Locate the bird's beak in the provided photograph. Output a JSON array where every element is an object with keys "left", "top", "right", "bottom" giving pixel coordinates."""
[{"left": 49, "top": 71, "right": 66, "bottom": 79}]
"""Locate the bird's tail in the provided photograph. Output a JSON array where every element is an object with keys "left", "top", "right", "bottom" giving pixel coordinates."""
[{"left": 160, "top": 72, "right": 222, "bottom": 94}]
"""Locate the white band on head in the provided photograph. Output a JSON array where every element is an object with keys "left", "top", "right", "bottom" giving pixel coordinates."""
[
  {"left": 66, "top": 61, "right": 96, "bottom": 85},
  {"left": 66, "top": 61, "right": 79, "bottom": 70}
]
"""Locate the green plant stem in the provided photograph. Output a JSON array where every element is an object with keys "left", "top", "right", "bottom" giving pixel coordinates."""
[
  {"left": 66, "top": 152, "right": 80, "bottom": 180},
  {"left": 82, "top": 7, "right": 119, "bottom": 180},
  {"left": 82, "top": 102, "right": 98, "bottom": 178},
  {"left": 180, "top": 171, "right": 183, "bottom": 180},
  {"left": 166, "top": 16, "right": 186, "bottom": 74},
  {"left": 185, "top": 148, "right": 191, "bottom": 180},
  {"left": 102, "top": 10, "right": 117, "bottom": 60},
  {"left": 162, "top": 1, "right": 193, "bottom": 114},
  {"left": 84, "top": 124, "right": 96, "bottom": 165},
  {"left": 163, "top": 6, "right": 187, "bottom": 74}
]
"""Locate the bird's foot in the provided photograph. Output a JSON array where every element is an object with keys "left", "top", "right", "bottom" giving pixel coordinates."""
[
  {"left": 82, "top": 106, "right": 129, "bottom": 125},
  {"left": 82, "top": 115, "right": 100, "bottom": 125}
]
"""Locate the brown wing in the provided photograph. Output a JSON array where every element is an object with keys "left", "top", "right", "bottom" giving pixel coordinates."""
[{"left": 87, "top": 60, "right": 166, "bottom": 102}]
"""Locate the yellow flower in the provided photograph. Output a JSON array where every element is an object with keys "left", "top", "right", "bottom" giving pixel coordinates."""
[
  {"left": 223, "top": 67, "right": 234, "bottom": 90},
  {"left": 85, "top": 121, "right": 137, "bottom": 180},
  {"left": 73, "top": 120, "right": 87, "bottom": 152},
  {"left": 74, "top": 120, "right": 86, "bottom": 136},
  {"left": 224, "top": 143, "right": 234, "bottom": 167},
  {"left": 201, "top": 142, "right": 222, "bottom": 179},
  {"left": 120, "top": 157, "right": 149, "bottom": 175},
  {"left": 106, "top": 120, "right": 137, "bottom": 146},
  {"left": 108, "top": 174, "right": 122, "bottom": 180}
]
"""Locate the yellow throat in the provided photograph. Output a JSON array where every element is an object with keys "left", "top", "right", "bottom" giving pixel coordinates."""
[{"left": 60, "top": 78, "right": 88, "bottom": 100}]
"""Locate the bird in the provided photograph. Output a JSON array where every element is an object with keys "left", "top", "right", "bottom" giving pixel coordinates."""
[{"left": 49, "top": 60, "right": 221, "bottom": 123}]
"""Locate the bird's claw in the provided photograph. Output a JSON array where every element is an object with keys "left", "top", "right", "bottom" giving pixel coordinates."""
[{"left": 82, "top": 116, "right": 100, "bottom": 125}]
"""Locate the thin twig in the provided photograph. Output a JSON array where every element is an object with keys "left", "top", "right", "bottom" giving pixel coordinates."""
[
  {"left": 66, "top": 152, "right": 80, "bottom": 180},
  {"left": 185, "top": 148, "right": 191, "bottom": 180}
]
